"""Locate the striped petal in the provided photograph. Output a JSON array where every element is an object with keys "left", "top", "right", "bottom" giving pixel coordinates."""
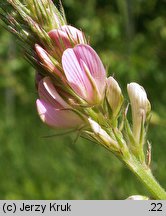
[
  {"left": 36, "top": 99, "right": 82, "bottom": 128},
  {"left": 49, "top": 25, "right": 85, "bottom": 51},
  {"left": 61, "top": 25, "right": 86, "bottom": 44},
  {"left": 38, "top": 76, "right": 68, "bottom": 109},
  {"left": 49, "top": 29, "right": 72, "bottom": 53},
  {"left": 62, "top": 44, "right": 106, "bottom": 104},
  {"left": 37, "top": 77, "right": 83, "bottom": 128}
]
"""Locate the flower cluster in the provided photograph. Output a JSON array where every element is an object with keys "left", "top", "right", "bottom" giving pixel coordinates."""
[
  {"left": 35, "top": 23, "right": 107, "bottom": 127},
  {"left": 0, "top": 0, "right": 151, "bottom": 162}
]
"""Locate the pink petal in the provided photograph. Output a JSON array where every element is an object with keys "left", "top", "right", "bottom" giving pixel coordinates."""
[
  {"left": 49, "top": 29, "right": 72, "bottom": 52},
  {"left": 62, "top": 46, "right": 94, "bottom": 101},
  {"left": 62, "top": 44, "right": 106, "bottom": 103},
  {"left": 36, "top": 99, "right": 82, "bottom": 128},
  {"left": 35, "top": 44, "right": 61, "bottom": 76},
  {"left": 61, "top": 25, "right": 86, "bottom": 44},
  {"left": 35, "top": 44, "right": 55, "bottom": 70},
  {"left": 48, "top": 25, "right": 86, "bottom": 55},
  {"left": 38, "top": 77, "right": 69, "bottom": 109},
  {"left": 73, "top": 45, "right": 106, "bottom": 91}
]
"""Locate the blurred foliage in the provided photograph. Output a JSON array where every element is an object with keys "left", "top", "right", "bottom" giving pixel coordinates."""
[{"left": 0, "top": 0, "right": 166, "bottom": 199}]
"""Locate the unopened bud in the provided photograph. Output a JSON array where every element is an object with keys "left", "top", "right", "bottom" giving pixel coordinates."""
[
  {"left": 88, "top": 118, "right": 119, "bottom": 150},
  {"left": 35, "top": 44, "right": 61, "bottom": 77},
  {"left": 27, "top": 0, "right": 65, "bottom": 31},
  {"left": 127, "top": 82, "right": 151, "bottom": 143},
  {"left": 106, "top": 76, "right": 123, "bottom": 118}
]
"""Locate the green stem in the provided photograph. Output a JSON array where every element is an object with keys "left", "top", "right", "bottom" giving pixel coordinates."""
[{"left": 123, "top": 155, "right": 166, "bottom": 199}]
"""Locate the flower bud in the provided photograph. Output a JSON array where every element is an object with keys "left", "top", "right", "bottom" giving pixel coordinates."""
[
  {"left": 106, "top": 76, "right": 123, "bottom": 118},
  {"left": 127, "top": 82, "right": 151, "bottom": 143},
  {"left": 88, "top": 118, "right": 119, "bottom": 150},
  {"left": 27, "top": 0, "right": 66, "bottom": 31},
  {"left": 35, "top": 44, "right": 61, "bottom": 77},
  {"left": 48, "top": 25, "right": 86, "bottom": 61}
]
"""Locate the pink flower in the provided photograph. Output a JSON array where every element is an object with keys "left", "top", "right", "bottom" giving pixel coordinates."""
[
  {"left": 36, "top": 76, "right": 83, "bottom": 128},
  {"left": 48, "top": 25, "right": 86, "bottom": 57},
  {"left": 36, "top": 43, "right": 106, "bottom": 105},
  {"left": 35, "top": 25, "right": 86, "bottom": 76},
  {"left": 62, "top": 44, "right": 106, "bottom": 104}
]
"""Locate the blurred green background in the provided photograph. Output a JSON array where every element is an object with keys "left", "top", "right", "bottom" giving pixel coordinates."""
[{"left": 0, "top": 0, "right": 166, "bottom": 199}]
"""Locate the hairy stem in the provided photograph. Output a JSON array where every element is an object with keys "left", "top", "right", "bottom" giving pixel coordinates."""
[{"left": 123, "top": 155, "right": 166, "bottom": 199}]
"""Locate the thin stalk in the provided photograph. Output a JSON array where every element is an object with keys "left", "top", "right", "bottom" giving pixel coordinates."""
[{"left": 123, "top": 155, "right": 166, "bottom": 200}]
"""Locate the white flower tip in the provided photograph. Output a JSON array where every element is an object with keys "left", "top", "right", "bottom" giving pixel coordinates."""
[
  {"left": 127, "top": 82, "right": 146, "bottom": 96},
  {"left": 88, "top": 118, "right": 118, "bottom": 148},
  {"left": 127, "top": 82, "right": 150, "bottom": 112},
  {"left": 127, "top": 82, "right": 151, "bottom": 142},
  {"left": 107, "top": 77, "right": 122, "bottom": 93},
  {"left": 106, "top": 76, "right": 123, "bottom": 116},
  {"left": 88, "top": 118, "right": 100, "bottom": 133}
]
